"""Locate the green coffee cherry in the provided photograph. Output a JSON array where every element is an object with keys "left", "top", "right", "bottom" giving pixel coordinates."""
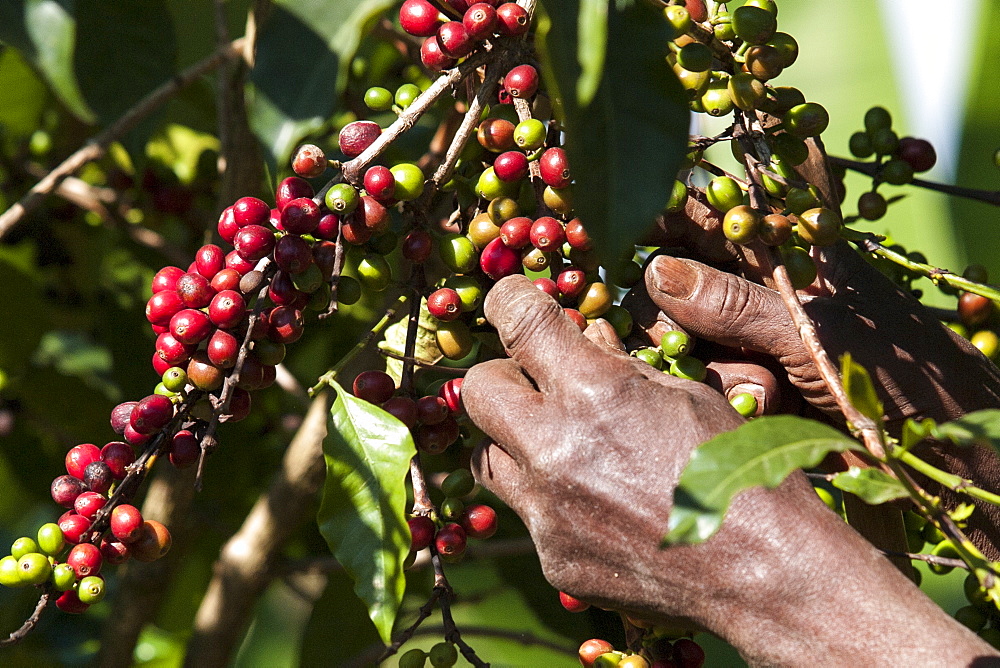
[
  {"left": 513, "top": 119, "right": 546, "bottom": 151},
  {"left": 784, "top": 186, "right": 820, "bottom": 215},
  {"left": 633, "top": 348, "right": 663, "bottom": 369},
  {"left": 929, "top": 539, "right": 960, "bottom": 575},
  {"left": 729, "top": 392, "right": 759, "bottom": 418},
  {"left": 162, "top": 367, "right": 188, "bottom": 393},
  {"left": 442, "top": 469, "right": 476, "bottom": 497},
  {"left": 666, "top": 180, "right": 688, "bottom": 213},
  {"left": 922, "top": 521, "right": 946, "bottom": 545},
  {"left": 955, "top": 605, "right": 988, "bottom": 633},
  {"left": 670, "top": 356, "right": 707, "bottom": 382},
  {"left": 701, "top": 78, "right": 734, "bottom": 117},
  {"left": 441, "top": 497, "right": 464, "bottom": 521},
  {"left": 476, "top": 167, "right": 518, "bottom": 200},
  {"left": 325, "top": 183, "right": 360, "bottom": 215},
  {"left": 781, "top": 245, "right": 817, "bottom": 290},
  {"left": 37, "top": 523, "right": 65, "bottom": 557},
  {"left": 365, "top": 86, "right": 394, "bottom": 111},
  {"left": 439, "top": 234, "right": 478, "bottom": 274},
  {"left": 429, "top": 641, "right": 458, "bottom": 667},
  {"left": 864, "top": 106, "right": 892, "bottom": 135},
  {"left": 971, "top": 330, "right": 999, "bottom": 360},
  {"left": 732, "top": 5, "right": 777, "bottom": 45},
  {"left": 767, "top": 32, "right": 798, "bottom": 67},
  {"left": 391, "top": 163, "right": 426, "bottom": 201},
  {"left": 677, "top": 42, "right": 713, "bottom": 73},
  {"left": 358, "top": 253, "right": 393, "bottom": 293},
  {"left": 785, "top": 103, "right": 829, "bottom": 138},
  {"left": 602, "top": 305, "right": 634, "bottom": 338},
  {"left": 664, "top": 6, "right": 691, "bottom": 37},
  {"left": 17, "top": 552, "right": 52, "bottom": 586},
  {"left": 398, "top": 648, "right": 427, "bottom": 668},
  {"left": 0, "top": 556, "right": 26, "bottom": 588},
  {"left": 437, "top": 320, "right": 475, "bottom": 361},
  {"left": 77, "top": 575, "right": 106, "bottom": 604},
  {"left": 881, "top": 158, "right": 914, "bottom": 185},
  {"left": 965, "top": 572, "right": 994, "bottom": 612},
  {"left": 395, "top": 84, "right": 421, "bottom": 109},
  {"left": 814, "top": 487, "right": 839, "bottom": 512},
  {"left": 12, "top": 537, "right": 40, "bottom": 561},
  {"left": 849, "top": 131, "right": 874, "bottom": 158},
  {"left": 660, "top": 330, "right": 692, "bottom": 359},
  {"left": 728, "top": 72, "right": 765, "bottom": 111},
  {"left": 870, "top": 127, "right": 899, "bottom": 155},
  {"left": 50, "top": 562, "right": 76, "bottom": 591},
  {"left": 706, "top": 176, "right": 744, "bottom": 213},
  {"left": 337, "top": 275, "right": 362, "bottom": 306}
]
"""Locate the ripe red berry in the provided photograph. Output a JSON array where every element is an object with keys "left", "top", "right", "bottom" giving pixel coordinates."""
[
  {"left": 674, "top": 638, "right": 706, "bottom": 668},
  {"left": 194, "top": 244, "right": 225, "bottom": 280},
  {"left": 897, "top": 136, "right": 937, "bottom": 173},
  {"left": 353, "top": 370, "right": 396, "bottom": 404},
  {"left": 146, "top": 290, "right": 184, "bottom": 327},
  {"left": 175, "top": 271, "right": 215, "bottom": 309},
  {"left": 556, "top": 266, "right": 587, "bottom": 299},
  {"left": 435, "top": 523, "right": 468, "bottom": 558},
  {"left": 275, "top": 176, "right": 314, "bottom": 210},
  {"left": 156, "top": 332, "right": 195, "bottom": 366},
  {"left": 169, "top": 308, "right": 213, "bottom": 345},
  {"left": 292, "top": 143, "right": 327, "bottom": 178},
  {"left": 477, "top": 118, "right": 515, "bottom": 153},
  {"left": 359, "top": 195, "right": 390, "bottom": 233},
  {"left": 123, "top": 424, "right": 153, "bottom": 447},
  {"left": 51, "top": 475, "right": 86, "bottom": 509},
  {"left": 460, "top": 503, "right": 497, "bottom": 539},
  {"left": 130, "top": 394, "right": 174, "bottom": 434},
  {"left": 564, "top": 217, "right": 591, "bottom": 250},
  {"left": 564, "top": 308, "right": 587, "bottom": 331},
  {"left": 152, "top": 266, "right": 185, "bottom": 293},
  {"left": 959, "top": 291, "right": 992, "bottom": 327},
  {"left": 169, "top": 430, "right": 200, "bottom": 469},
  {"left": 504, "top": 64, "right": 539, "bottom": 99},
  {"left": 225, "top": 249, "right": 257, "bottom": 275},
  {"left": 111, "top": 504, "right": 144, "bottom": 543},
  {"left": 529, "top": 216, "right": 566, "bottom": 252},
  {"left": 187, "top": 351, "right": 224, "bottom": 391},
  {"left": 493, "top": 151, "right": 529, "bottom": 182},
  {"left": 66, "top": 443, "right": 102, "bottom": 480},
  {"left": 209, "top": 290, "right": 247, "bottom": 329},
  {"left": 539, "top": 147, "right": 571, "bottom": 188},
  {"left": 232, "top": 196, "right": 271, "bottom": 227},
  {"left": 339, "top": 121, "right": 382, "bottom": 159},
  {"left": 341, "top": 216, "right": 373, "bottom": 245},
  {"left": 74, "top": 491, "right": 107, "bottom": 519},
  {"left": 438, "top": 378, "right": 464, "bottom": 414},
  {"left": 463, "top": 3, "right": 498, "bottom": 40},
  {"left": 427, "top": 288, "right": 463, "bottom": 321},
  {"left": 496, "top": 3, "right": 529, "bottom": 36},
  {"left": 58, "top": 512, "right": 92, "bottom": 544},
  {"left": 131, "top": 520, "right": 172, "bottom": 563},
  {"left": 218, "top": 206, "right": 240, "bottom": 243},
  {"left": 234, "top": 225, "right": 276, "bottom": 263},
  {"left": 315, "top": 213, "right": 340, "bottom": 240},
  {"left": 416, "top": 395, "right": 449, "bottom": 425},
  {"left": 101, "top": 441, "right": 135, "bottom": 480},
  {"left": 100, "top": 538, "right": 130, "bottom": 565},
  {"left": 559, "top": 591, "right": 590, "bottom": 613},
  {"left": 210, "top": 267, "right": 242, "bottom": 293},
  {"left": 207, "top": 329, "right": 240, "bottom": 368},
  {"left": 421, "top": 36, "right": 457, "bottom": 71},
  {"left": 56, "top": 590, "right": 90, "bottom": 614},
  {"left": 402, "top": 229, "right": 434, "bottom": 263},
  {"left": 267, "top": 306, "right": 305, "bottom": 344},
  {"left": 67, "top": 542, "right": 103, "bottom": 578},
  {"left": 579, "top": 639, "right": 615, "bottom": 667},
  {"left": 415, "top": 416, "right": 460, "bottom": 454},
  {"left": 280, "top": 197, "right": 321, "bottom": 235},
  {"left": 363, "top": 165, "right": 396, "bottom": 201},
  {"left": 480, "top": 237, "right": 522, "bottom": 280},
  {"left": 408, "top": 516, "right": 436, "bottom": 551},
  {"left": 499, "top": 216, "right": 532, "bottom": 248},
  {"left": 437, "top": 21, "right": 473, "bottom": 58},
  {"left": 399, "top": 0, "right": 443, "bottom": 37}
]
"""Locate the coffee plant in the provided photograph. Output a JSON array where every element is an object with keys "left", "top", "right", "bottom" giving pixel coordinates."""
[{"left": 2, "top": 0, "right": 1000, "bottom": 665}]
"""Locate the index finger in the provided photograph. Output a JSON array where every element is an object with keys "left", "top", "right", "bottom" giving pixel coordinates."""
[{"left": 484, "top": 275, "right": 630, "bottom": 391}]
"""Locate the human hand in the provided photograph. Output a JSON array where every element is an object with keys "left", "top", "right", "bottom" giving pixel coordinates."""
[{"left": 462, "top": 275, "right": 995, "bottom": 665}]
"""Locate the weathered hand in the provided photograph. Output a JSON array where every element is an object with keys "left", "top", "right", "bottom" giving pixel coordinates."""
[{"left": 462, "top": 275, "right": 995, "bottom": 666}]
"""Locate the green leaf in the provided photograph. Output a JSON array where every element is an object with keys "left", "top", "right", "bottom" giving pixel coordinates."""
[
  {"left": 0, "top": 47, "right": 48, "bottom": 141},
  {"left": 0, "top": 0, "right": 94, "bottom": 122},
  {"left": 840, "top": 353, "right": 883, "bottom": 423},
  {"left": 316, "top": 381, "right": 414, "bottom": 644},
  {"left": 665, "top": 416, "right": 861, "bottom": 545},
  {"left": 933, "top": 409, "right": 1000, "bottom": 451},
  {"left": 535, "top": 0, "right": 688, "bottom": 266},
  {"left": 250, "top": 0, "right": 395, "bottom": 174},
  {"left": 831, "top": 466, "right": 908, "bottom": 505}
]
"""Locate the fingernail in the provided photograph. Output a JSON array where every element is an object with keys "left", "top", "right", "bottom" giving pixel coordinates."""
[{"left": 649, "top": 256, "right": 698, "bottom": 300}]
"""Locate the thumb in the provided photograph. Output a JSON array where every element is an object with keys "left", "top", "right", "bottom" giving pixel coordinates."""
[{"left": 645, "top": 255, "right": 810, "bottom": 371}]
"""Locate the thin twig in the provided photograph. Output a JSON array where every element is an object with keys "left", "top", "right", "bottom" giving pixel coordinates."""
[
  {"left": 0, "top": 591, "right": 52, "bottom": 647},
  {"left": 830, "top": 155, "right": 1000, "bottom": 207},
  {"left": 380, "top": 348, "right": 468, "bottom": 373},
  {"left": 374, "top": 589, "right": 444, "bottom": 664},
  {"left": 881, "top": 550, "right": 968, "bottom": 570},
  {"left": 0, "top": 37, "right": 246, "bottom": 239}
]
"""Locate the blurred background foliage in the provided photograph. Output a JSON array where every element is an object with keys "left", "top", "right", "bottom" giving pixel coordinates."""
[{"left": 0, "top": 0, "right": 996, "bottom": 665}]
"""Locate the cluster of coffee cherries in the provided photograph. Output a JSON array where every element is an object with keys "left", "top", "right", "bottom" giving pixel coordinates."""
[
  {"left": 397, "top": 640, "right": 460, "bottom": 668},
  {"left": 577, "top": 635, "right": 705, "bottom": 668},
  {"left": 946, "top": 264, "right": 999, "bottom": 363},
  {"left": 350, "top": 370, "right": 498, "bottom": 564},
  {"left": 846, "top": 106, "right": 938, "bottom": 221},
  {"left": 398, "top": 0, "right": 529, "bottom": 72}
]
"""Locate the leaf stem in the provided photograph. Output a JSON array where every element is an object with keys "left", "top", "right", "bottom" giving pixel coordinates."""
[{"left": 895, "top": 450, "right": 1000, "bottom": 506}]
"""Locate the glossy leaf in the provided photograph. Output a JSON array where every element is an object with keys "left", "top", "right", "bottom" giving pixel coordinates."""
[
  {"left": 0, "top": 0, "right": 94, "bottom": 122},
  {"left": 933, "top": 409, "right": 1000, "bottom": 452},
  {"left": 665, "top": 416, "right": 861, "bottom": 545},
  {"left": 535, "top": 0, "right": 688, "bottom": 266},
  {"left": 250, "top": 0, "right": 395, "bottom": 174},
  {"left": 317, "top": 380, "right": 414, "bottom": 644},
  {"left": 575, "top": 0, "right": 607, "bottom": 106},
  {"left": 840, "top": 353, "right": 883, "bottom": 424},
  {"left": 832, "top": 466, "right": 908, "bottom": 505}
]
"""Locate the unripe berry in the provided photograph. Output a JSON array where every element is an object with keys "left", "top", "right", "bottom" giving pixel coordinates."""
[
  {"left": 17, "top": 553, "right": 52, "bottom": 586},
  {"left": 795, "top": 207, "right": 841, "bottom": 246},
  {"left": 37, "top": 523, "right": 65, "bottom": 557},
  {"left": 77, "top": 575, "right": 106, "bottom": 605}
]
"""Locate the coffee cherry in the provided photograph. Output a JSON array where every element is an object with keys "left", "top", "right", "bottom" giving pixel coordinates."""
[
  {"left": 416, "top": 395, "right": 449, "bottom": 425},
  {"left": 504, "top": 64, "right": 539, "bottom": 99},
  {"left": 670, "top": 356, "right": 707, "bottom": 382},
  {"left": 633, "top": 348, "right": 663, "bottom": 369},
  {"left": 0, "top": 555, "right": 26, "bottom": 588},
  {"left": 131, "top": 394, "right": 174, "bottom": 435},
  {"left": 493, "top": 150, "right": 529, "bottom": 182},
  {"left": 17, "top": 553, "right": 52, "bottom": 586},
  {"left": 796, "top": 207, "right": 841, "bottom": 246},
  {"left": 74, "top": 491, "right": 107, "bottom": 519},
  {"left": 730, "top": 392, "right": 759, "bottom": 418},
  {"left": 268, "top": 306, "right": 305, "bottom": 344},
  {"left": 559, "top": 590, "right": 590, "bottom": 612},
  {"left": 705, "top": 176, "right": 743, "bottom": 213},
  {"left": 577, "top": 282, "right": 612, "bottom": 319},
  {"left": 291, "top": 144, "right": 327, "bottom": 178},
  {"left": 275, "top": 176, "right": 314, "bottom": 211},
  {"left": 745, "top": 44, "right": 783, "bottom": 81},
  {"left": 50, "top": 562, "right": 77, "bottom": 590},
  {"left": 235, "top": 225, "right": 276, "bottom": 263},
  {"left": 864, "top": 105, "right": 892, "bottom": 135},
  {"left": 11, "top": 537, "right": 39, "bottom": 560},
  {"left": 170, "top": 308, "right": 213, "bottom": 345},
  {"left": 441, "top": 469, "right": 475, "bottom": 500},
  {"left": 897, "top": 136, "right": 936, "bottom": 173},
  {"left": 382, "top": 397, "right": 418, "bottom": 429},
  {"left": 564, "top": 308, "right": 587, "bottom": 331},
  {"left": 460, "top": 503, "right": 497, "bottom": 539},
  {"left": 184, "top": 351, "right": 223, "bottom": 391},
  {"left": 959, "top": 292, "right": 993, "bottom": 327},
  {"left": 499, "top": 216, "right": 532, "bottom": 249},
  {"left": 554, "top": 266, "right": 585, "bottom": 299},
  {"left": 36, "top": 523, "right": 65, "bottom": 557},
  {"left": 83, "top": 461, "right": 113, "bottom": 495},
  {"left": 280, "top": 197, "right": 321, "bottom": 235},
  {"left": 429, "top": 641, "right": 459, "bottom": 668},
  {"left": 722, "top": 205, "right": 760, "bottom": 245},
  {"left": 339, "top": 120, "right": 381, "bottom": 159},
  {"left": 408, "top": 516, "right": 436, "bottom": 552},
  {"left": 464, "top": 3, "right": 497, "bottom": 39},
  {"left": 390, "top": 163, "right": 425, "bottom": 201},
  {"left": 358, "top": 253, "right": 393, "bottom": 292},
  {"left": 880, "top": 158, "right": 914, "bottom": 186},
  {"left": 353, "top": 370, "right": 396, "bottom": 405},
  {"left": 781, "top": 245, "right": 817, "bottom": 289},
  {"left": 480, "top": 237, "right": 522, "bottom": 280},
  {"left": 77, "top": 575, "right": 106, "bottom": 605},
  {"left": 97, "top": 538, "right": 129, "bottom": 564},
  {"left": 226, "top": 249, "right": 257, "bottom": 275},
  {"left": 436, "top": 320, "right": 475, "bottom": 360},
  {"left": 131, "top": 520, "right": 172, "bottom": 562},
  {"left": 579, "top": 639, "right": 616, "bottom": 668},
  {"left": 513, "top": 118, "right": 546, "bottom": 151},
  {"left": 530, "top": 216, "right": 566, "bottom": 252},
  {"left": 402, "top": 229, "right": 434, "bottom": 263},
  {"left": 856, "top": 191, "right": 887, "bottom": 221},
  {"left": 618, "top": 655, "right": 650, "bottom": 668},
  {"left": 428, "top": 288, "right": 463, "bottom": 321},
  {"left": 659, "top": 329, "right": 691, "bottom": 359},
  {"left": 785, "top": 102, "right": 829, "bottom": 138},
  {"left": 496, "top": 2, "right": 529, "bottom": 36},
  {"left": 758, "top": 213, "right": 792, "bottom": 246},
  {"left": 146, "top": 290, "right": 184, "bottom": 328},
  {"left": 437, "top": 21, "right": 473, "bottom": 58},
  {"left": 111, "top": 504, "right": 144, "bottom": 543},
  {"left": 732, "top": 4, "right": 776, "bottom": 44},
  {"left": 398, "top": 648, "right": 427, "bottom": 668},
  {"left": 467, "top": 212, "right": 502, "bottom": 250},
  {"left": 67, "top": 542, "right": 102, "bottom": 578},
  {"left": 415, "top": 415, "right": 461, "bottom": 454},
  {"left": 65, "top": 443, "right": 102, "bottom": 480},
  {"left": 434, "top": 523, "right": 467, "bottom": 558},
  {"left": 169, "top": 429, "right": 200, "bottom": 469},
  {"left": 400, "top": 0, "right": 443, "bottom": 36},
  {"left": 56, "top": 590, "right": 90, "bottom": 614},
  {"left": 51, "top": 475, "right": 86, "bottom": 509}
]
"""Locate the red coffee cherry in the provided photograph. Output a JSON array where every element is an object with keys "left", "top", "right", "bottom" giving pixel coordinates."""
[
  {"left": 207, "top": 329, "right": 240, "bottom": 368},
  {"left": 493, "top": 151, "right": 528, "bottom": 182},
  {"left": 268, "top": 306, "right": 305, "bottom": 344},
  {"left": 437, "top": 21, "right": 473, "bottom": 58},
  {"left": 74, "top": 491, "right": 107, "bottom": 520},
  {"left": 533, "top": 277, "right": 560, "bottom": 299},
  {"left": 438, "top": 378, "right": 464, "bottom": 414},
  {"left": 51, "top": 475, "right": 86, "bottom": 509},
  {"left": 58, "top": 512, "right": 92, "bottom": 544},
  {"left": 146, "top": 290, "right": 184, "bottom": 327},
  {"left": 67, "top": 542, "right": 103, "bottom": 578},
  {"left": 959, "top": 291, "right": 993, "bottom": 327},
  {"left": 209, "top": 290, "right": 247, "bottom": 329},
  {"left": 275, "top": 176, "right": 314, "bottom": 210},
  {"left": 100, "top": 538, "right": 131, "bottom": 565},
  {"left": 353, "top": 370, "right": 396, "bottom": 404},
  {"left": 280, "top": 197, "right": 321, "bottom": 235},
  {"left": 225, "top": 249, "right": 257, "bottom": 275},
  {"left": 564, "top": 217, "right": 591, "bottom": 250},
  {"left": 480, "top": 237, "right": 522, "bottom": 280},
  {"left": 152, "top": 266, "right": 184, "bottom": 293},
  {"left": 477, "top": 118, "right": 516, "bottom": 153},
  {"left": 415, "top": 416, "right": 461, "bottom": 454},
  {"left": 434, "top": 522, "right": 468, "bottom": 558},
  {"left": 556, "top": 266, "right": 587, "bottom": 299},
  {"left": 83, "top": 461, "right": 113, "bottom": 495},
  {"left": 496, "top": 3, "right": 529, "bottom": 36},
  {"left": 579, "top": 639, "right": 615, "bottom": 667},
  {"left": 499, "top": 216, "right": 532, "bottom": 248},
  {"left": 382, "top": 396, "right": 418, "bottom": 429},
  {"left": 399, "top": 0, "right": 443, "bottom": 37},
  {"left": 235, "top": 225, "right": 276, "bottom": 263},
  {"left": 559, "top": 591, "right": 590, "bottom": 613},
  {"left": 402, "top": 229, "right": 434, "bottom": 263},
  {"left": 339, "top": 120, "right": 382, "bottom": 158},
  {"left": 101, "top": 441, "right": 135, "bottom": 480},
  {"left": 460, "top": 503, "right": 497, "bottom": 539},
  {"left": 539, "top": 147, "right": 571, "bottom": 188},
  {"left": 130, "top": 394, "right": 174, "bottom": 434},
  {"left": 673, "top": 638, "right": 706, "bottom": 668},
  {"left": 194, "top": 244, "right": 225, "bottom": 280},
  {"left": 292, "top": 143, "right": 327, "bottom": 178},
  {"left": 503, "top": 64, "right": 539, "bottom": 99},
  {"left": 269, "top": 270, "right": 308, "bottom": 308},
  {"left": 170, "top": 430, "right": 200, "bottom": 469},
  {"left": 175, "top": 271, "right": 215, "bottom": 309},
  {"left": 427, "top": 288, "right": 463, "bottom": 322},
  {"left": 156, "top": 332, "right": 195, "bottom": 366},
  {"left": 408, "top": 516, "right": 436, "bottom": 551},
  {"left": 169, "top": 308, "right": 213, "bottom": 345},
  {"left": 131, "top": 520, "right": 172, "bottom": 562},
  {"left": 416, "top": 395, "right": 449, "bottom": 425},
  {"left": 56, "top": 590, "right": 89, "bottom": 614},
  {"left": 218, "top": 206, "right": 240, "bottom": 243},
  {"left": 363, "top": 165, "right": 396, "bottom": 201},
  {"left": 463, "top": 3, "right": 497, "bottom": 40},
  {"left": 111, "top": 504, "right": 144, "bottom": 543},
  {"left": 66, "top": 443, "right": 102, "bottom": 480},
  {"left": 897, "top": 136, "right": 937, "bottom": 173},
  {"left": 232, "top": 196, "right": 271, "bottom": 227},
  {"left": 273, "top": 234, "right": 314, "bottom": 274},
  {"left": 529, "top": 216, "right": 566, "bottom": 252},
  {"left": 563, "top": 308, "right": 587, "bottom": 331},
  {"left": 315, "top": 213, "right": 341, "bottom": 240},
  {"left": 420, "top": 36, "right": 457, "bottom": 71}
]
